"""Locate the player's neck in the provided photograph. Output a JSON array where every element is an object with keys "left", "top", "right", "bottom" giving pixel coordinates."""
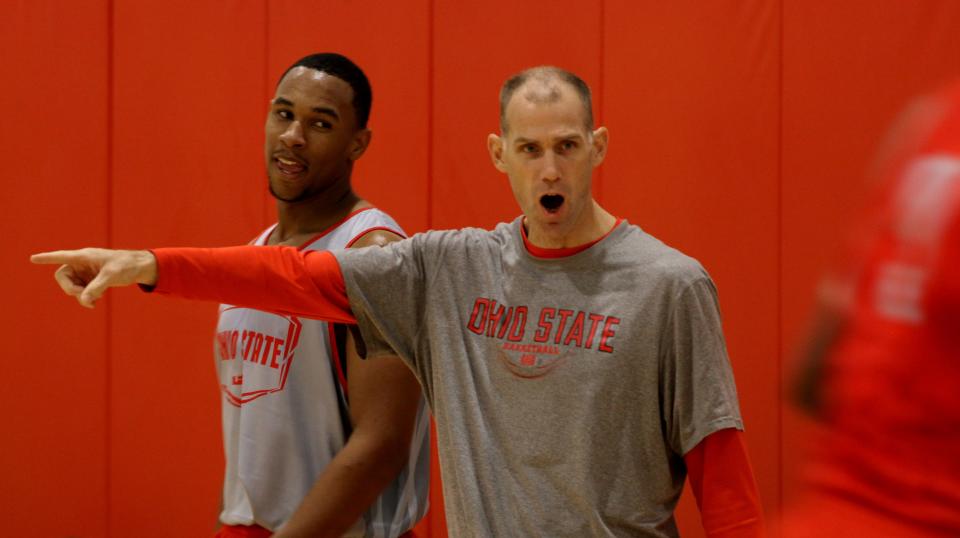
[
  {"left": 270, "top": 187, "right": 368, "bottom": 246},
  {"left": 526, "top": 201, "right": 616, "bottom": 249}
]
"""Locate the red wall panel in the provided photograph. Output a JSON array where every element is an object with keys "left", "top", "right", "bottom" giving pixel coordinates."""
[
  {"left": 603, "top": 2, "right": 782, "bottom": 534},
  {"left": 0, "top": 3, "right": 110, "bottom": 536},
  {"left": 7, "top": 2, "right": 960, "bottom": 536},
  {"left": 432, "top": 0, "right": 603, "bottom": 230},
  {"left": 780, "top": 0, "right": 960, "bottom": 507},
  {"left": 109, "top": 1, "right": 266, "bottom": 535}
]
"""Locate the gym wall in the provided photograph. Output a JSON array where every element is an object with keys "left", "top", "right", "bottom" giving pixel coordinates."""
[{"left": 3, "top": 1, "right": 958, "bottom": 536}]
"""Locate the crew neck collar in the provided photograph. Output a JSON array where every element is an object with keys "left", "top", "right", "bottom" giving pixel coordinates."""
[{"left": 519, "top": 217, "right": 623, "bottom": 258}]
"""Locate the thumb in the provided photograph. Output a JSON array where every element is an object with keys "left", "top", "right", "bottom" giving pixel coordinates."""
[{"left": 78, "top": 268, "right": 115, "bottom": 309}]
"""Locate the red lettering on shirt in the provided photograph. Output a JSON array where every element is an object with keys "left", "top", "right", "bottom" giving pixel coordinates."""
[
  {"left": 486, "top": 301, "right": 507, "bottom": 337},
  {"left": 496, "top": 307, "right": 514, "bottom": 339},
  {"left": 467, "top": 298, "right": 489, "bottom": 335},
  {"left": 241, "top": 330, "right": 254, "bottom": 360},
  {"left": 553, "top": 309, "right": 574, "bottom": 344},
  {"left": 216, "top": 332, "right": 231, "bottom": 360},
  {"left": 563, "top": 311, "right": 586, "bottom": 347},
  {"left": 535, "top": 307, "right": 556, "bottom": 342},
  {"left": 270, "top": 338, "right": 284, "bottom": 369},
  {"left": 229, "top": 331, "right": 238, "bottom": 358},
  {"left": 585, "top": 313, "right": 605, "bottom": 349},
  {"left": 598, "top": 316, "right": 620, "bottom": 353},
  {"left": 466, "top": 301, "right": 621, "bottom": 356},
  {"left": 250, "top": 333, "right": 264, "bottom": 363},
  {"left": 260, "top": 336, "right": 276, "bottom": 365},
  {"left": 507, "top": 306, "right": 528, "bottom": 342}
]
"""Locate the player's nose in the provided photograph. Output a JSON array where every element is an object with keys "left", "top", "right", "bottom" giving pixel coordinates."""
[{"left": 279, "top": 121, "right": 305, "bottom": 148}]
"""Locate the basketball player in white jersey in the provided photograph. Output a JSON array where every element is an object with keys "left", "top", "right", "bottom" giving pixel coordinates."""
[{"left": 210, "top": 53, "right": 429, "bottom": 537}]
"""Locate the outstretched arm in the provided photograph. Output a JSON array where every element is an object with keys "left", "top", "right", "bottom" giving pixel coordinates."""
[{"left": 31, "top": 246, "right": 354, "bottom": 323}]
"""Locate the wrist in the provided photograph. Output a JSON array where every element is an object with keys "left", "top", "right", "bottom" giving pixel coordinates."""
[{"left": 135, "top": 249, "right": 159, "bottom": 286}]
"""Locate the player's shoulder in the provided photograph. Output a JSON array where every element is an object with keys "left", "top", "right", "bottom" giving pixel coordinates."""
[
  {"left": 345, "top": 207, "right": 405, "bottom": 235},
  {"left": 616, "top": 222, "right": 710, "bottom": 285},
  {"left": 409, "top": 223, "right": 507, "bottom": 251},
  {"left": 349, "top": 228, "right": 405, "bottom": 249}
]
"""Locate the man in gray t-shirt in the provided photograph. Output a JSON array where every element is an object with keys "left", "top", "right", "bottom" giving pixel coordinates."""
[
  {"left": 35, "top": 66, "right": 765, "bottom": 537},
  {"left": 337, "top": 219, "right": 742, "bottom": 536}
]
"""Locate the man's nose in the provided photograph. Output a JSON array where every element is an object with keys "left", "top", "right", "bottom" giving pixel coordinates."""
[
  {"left": 279, "top": 121, "right": 305, "bottom": 147},
  {"left": 541, "top": 151, "right": 561, "bottom": 182}
]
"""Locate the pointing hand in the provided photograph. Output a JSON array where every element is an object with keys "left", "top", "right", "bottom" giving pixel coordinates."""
[{"left": 30, "top": 248, "right": 158, "bottom": 308}]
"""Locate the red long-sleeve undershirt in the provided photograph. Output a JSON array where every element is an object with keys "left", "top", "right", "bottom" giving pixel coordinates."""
[
  {"left": 685, "top": 428, "right": 765, "bottom": 537},
  {"left": 150, "top": 246, "right": 765, "bottom": 536}
]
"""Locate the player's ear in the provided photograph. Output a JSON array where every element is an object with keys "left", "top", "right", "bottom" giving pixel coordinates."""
[
  {"left": 591, "top": 126, "right": 608, "bottom": 167},
  {"left": 488, "top": 133, "right": 507, "bottom": 173},
  {"left": 349, "top": 128, "right": 372, "bottom": 162}
]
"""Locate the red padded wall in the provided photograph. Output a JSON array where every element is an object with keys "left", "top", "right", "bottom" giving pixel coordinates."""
[
  {"left": 1, "top": 3, "right": 110, "bottom": 536},
  {"left": 5, "top": 2, "right": 960, "bottom": 536},
  {"left": 431, "top": 1, "right": 603, "bottom": 231},
  {"left": 108, "top": 1, "right": 267, "bottom": 535}
]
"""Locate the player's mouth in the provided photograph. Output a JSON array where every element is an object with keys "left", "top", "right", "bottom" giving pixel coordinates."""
[
  {"left": 274, "top": 155, "right": 307, "bottom": 177},
  {"left": 540, "top": 194, "right": 565, "bottom": 214}
]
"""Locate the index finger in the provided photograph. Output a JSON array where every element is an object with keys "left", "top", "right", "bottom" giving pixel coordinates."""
[{"left": 31, "top": 250, "right": 83, "bottom": 265}]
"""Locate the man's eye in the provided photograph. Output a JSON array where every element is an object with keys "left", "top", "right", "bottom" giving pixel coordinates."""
[
  {"left": 276, "top": 110, "right": 292, "bottom": 120},
  {"left": 313, "top": 121, "right": 331, "bottom": 129},
  {"left": 560, "top": 141, "right": 576, "bottom": 151},
  {"left": 522, "top": 145, "right": 538, "bottom": 153}
]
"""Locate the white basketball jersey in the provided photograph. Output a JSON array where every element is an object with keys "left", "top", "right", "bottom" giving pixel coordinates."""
[{"left": 215, "top": 208, "right": 430, "bottom": 536}]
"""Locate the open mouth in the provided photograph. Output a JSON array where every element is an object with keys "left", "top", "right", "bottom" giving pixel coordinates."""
[
  {"left": 540, "top": 194, "right": 565, "bottom": 213},
  {"left": 275, "top": 156, "right": 306, "bottom": 176}
]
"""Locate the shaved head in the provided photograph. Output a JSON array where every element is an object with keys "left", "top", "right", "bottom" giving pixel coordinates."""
[{"left": 499, "top": 66, "right": 594, "bottom": 133}]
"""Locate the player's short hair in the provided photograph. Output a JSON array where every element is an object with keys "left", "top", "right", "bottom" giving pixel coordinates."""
[
  {"left": 279, "top": 52, "right": 373, "bottom": 129},
  {"left": 499, "top": 66, "right": 593, "bottom": 133}
]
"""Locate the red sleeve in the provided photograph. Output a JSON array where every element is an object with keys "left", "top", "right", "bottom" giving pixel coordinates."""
[
  {"left": 684, "top": 428, "right": 765, "bottom": 537},
  {"left": 149, "top": 246, "right": 355, "bottom": 324}
]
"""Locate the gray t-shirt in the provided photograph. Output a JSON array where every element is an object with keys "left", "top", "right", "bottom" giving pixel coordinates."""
[{"left": 334, "top": 218, "right": 743, "bottom": 537}]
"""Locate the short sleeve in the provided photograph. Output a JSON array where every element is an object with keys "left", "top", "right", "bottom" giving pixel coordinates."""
[
  {"left": 660, "top": 276, "right": 744, "bottom": 455},
  {"left": 334, "top": 234, "right": 428, "bottom": 366}
]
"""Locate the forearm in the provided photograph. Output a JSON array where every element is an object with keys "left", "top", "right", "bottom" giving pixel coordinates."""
[
  {"left": 685, "top": 429, "right": 766, "bottom": 537},
  {"left": 151, "top": 246, "right": 354, "bottom": 323},
  {"left": 273, "top": 430, "right": 410, "bottom": 538}
]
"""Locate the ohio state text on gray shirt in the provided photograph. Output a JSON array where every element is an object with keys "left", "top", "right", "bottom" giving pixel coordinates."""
[{"left": 334, "top": 218, "right": 743, "bottom": 537}]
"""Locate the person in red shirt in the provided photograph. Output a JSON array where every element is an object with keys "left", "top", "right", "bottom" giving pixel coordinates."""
[{"left": 783, "top": 82, "right": 960, "bottom": 537}]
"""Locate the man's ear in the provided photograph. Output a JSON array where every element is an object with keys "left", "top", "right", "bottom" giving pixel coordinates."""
[
  {"left": 349, "top": 128, "right": 372, "bottom": 162},
  {"left": 591, "top": 126, "right": 608, "bottom": 167},
  {"left": 487, "top": 133, "right": 507, "bottom": 172}
]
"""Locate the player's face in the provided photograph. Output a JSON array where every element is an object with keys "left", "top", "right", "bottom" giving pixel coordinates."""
[
  {"left": 264, "top": 67, "right": 368, "bottom": 203},
  {"left": 489, "top": 84, "right": 607, "bottom": 240}
]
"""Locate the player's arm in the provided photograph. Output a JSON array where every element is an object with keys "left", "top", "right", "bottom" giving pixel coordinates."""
[
  {"left": 274, "top": 230, "right": 423, "bottom": 538},
  {"left": 31, "top": 245, "right": 355, "bottom": 323},
  {"left": 790, "top": 274, "right": 854, "bottom": 417},
  {"left": 685, "top": 428, "right": 765, "bottom": 537}
]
